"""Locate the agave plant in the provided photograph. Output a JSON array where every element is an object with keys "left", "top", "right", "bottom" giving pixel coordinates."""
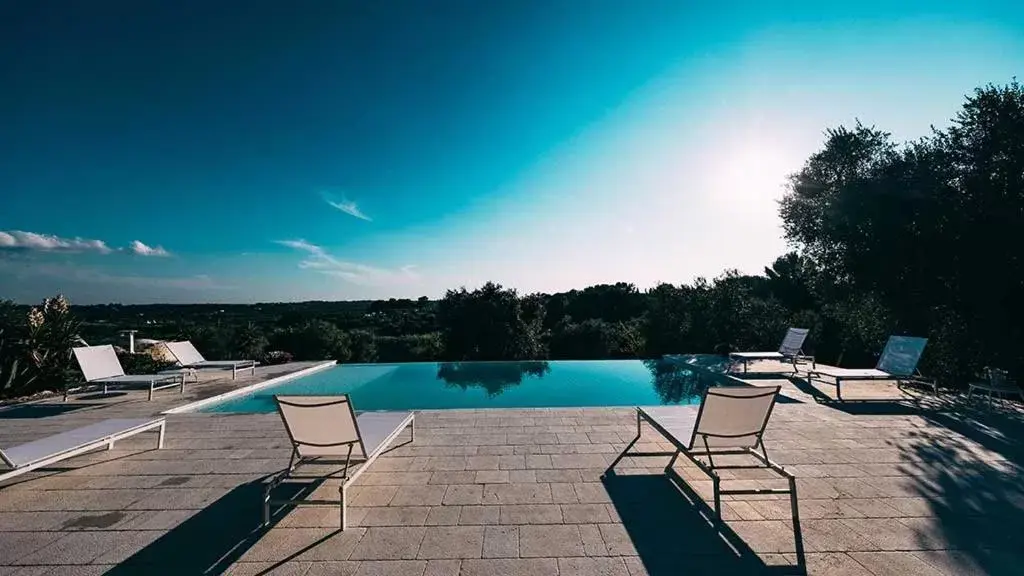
[{"left": 23, "top": 295, "right": 83, "bottom": 395}]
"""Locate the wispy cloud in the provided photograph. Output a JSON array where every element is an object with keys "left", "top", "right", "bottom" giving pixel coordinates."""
[
  {"left": 0, "top": 230, "right": 173, "bottom": 258},
  {"left": 0, "top": 230, "right": 112, "bottom": 254},
  {"left": 129, "top": 240, "right": 172, "bottom": 257},
  {"left": 322, "top": 192, "right": 372, "bottom": 221},
  {"left": 0, "top": 259, "right": 234, "bottom": 291},
  {"left": 277, "top": 239, "right": 419, "bottom": 287},
  {"left": 275, "top": 239, "right": 325, "bottom": 255}
]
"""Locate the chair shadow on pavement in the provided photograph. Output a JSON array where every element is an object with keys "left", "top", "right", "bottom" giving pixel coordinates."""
[
  {"left": 603, "top": 472, "right": 805, "bottom": 576},
  {"left": 106, "top": 476, "right": 323, "bottom": 575}
]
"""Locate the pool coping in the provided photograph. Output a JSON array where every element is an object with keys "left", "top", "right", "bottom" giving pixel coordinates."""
[{"left": 162, "top": 360, "right": 337, "bottom": 415}]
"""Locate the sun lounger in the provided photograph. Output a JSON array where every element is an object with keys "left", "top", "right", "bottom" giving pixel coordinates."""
[
  {"left": 72, "top": 345, "right": 184, "bottom": 401},
  {"left": 164, "top": 341, "right": 256, "bottom": 380},
  {"left": 806, "top": 335, "right": 932, "bottom": 400},
  {"left": 729, "top": 327, "right": 814, "bottom": 373},
  {"left": 0, "top": 417, "right": 166, "bottom": 482},
  {"left": 604, "top": 385, "right": 802, "bottom": 556},
  {"left": 968, "top": 367, "right": 1022, "bottom": 405},
  {"left": 263, "top": 395, "right": 415, "bottom": 530}
]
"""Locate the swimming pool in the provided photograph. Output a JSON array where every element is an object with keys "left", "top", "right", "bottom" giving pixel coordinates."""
[{"left": 199, "top": 355, "right": 734, "bottom": 413}]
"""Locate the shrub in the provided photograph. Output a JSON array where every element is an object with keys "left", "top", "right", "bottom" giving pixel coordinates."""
[
  {"left": 270, "top": 320, "right": 351, "bottom": 362},
  {"left": 231, "top": 322, "right": 269, "bottom": 361},
  {"left": 376, "top": 332, "right": 444, "bottom": 362},
  {"left": 118, "top": 351, "right": 177, "bottom": 375},
  {"left": 263, "top": 350, "right": 294, "bottom": 365},
  {"left": 347, "top": 329, "right": 378, "bottom": 363}
]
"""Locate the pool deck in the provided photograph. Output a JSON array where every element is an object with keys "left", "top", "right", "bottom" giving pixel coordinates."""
[{"left": 2, "top": 360, "right": 1024, "bottom": 575}]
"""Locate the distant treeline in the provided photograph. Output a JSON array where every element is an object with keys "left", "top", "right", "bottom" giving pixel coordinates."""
[{"left": 2, "top": 80, "right": 1022, "bottom": 398}]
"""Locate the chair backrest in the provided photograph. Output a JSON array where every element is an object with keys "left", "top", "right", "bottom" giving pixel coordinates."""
[
  {"left": 983, "top": 367, "right": 1011, "bottom": 386},
  {"left": 72, "top": 345, "right": 125, "bottom": 382},
  {"left": 275, "top": 395, "right": 367, "bottom": 459},
  {"left": 689, "top": 385, "right": 781, "bottom": 449},
  {"left": 778, "top": 327, "right": 810, "bottom": 356},
  {"left": 875, "top": 336, "right": 928, "bottom": 376},
  {"left": 164, "top": 341, "right": 205, "bottom": 366}
]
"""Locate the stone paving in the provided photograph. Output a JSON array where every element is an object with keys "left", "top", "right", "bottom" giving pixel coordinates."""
[{"left": 1, "top": 361, "right": 1024, "bottom": 575}]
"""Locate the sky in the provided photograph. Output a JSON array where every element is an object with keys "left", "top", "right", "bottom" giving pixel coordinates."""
[{"left": 2, "top": 1, "right": 1023, "bottom": 304}]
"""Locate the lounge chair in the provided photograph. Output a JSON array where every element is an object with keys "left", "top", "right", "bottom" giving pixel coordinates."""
[
  {"left": 603, "top": 385, "right": 801, "bottom": 552},
  {"left": 263, "top": 395, "right": 414, "bottom": 530},
  {"left": 806, "top": 335, "right": 932, "bottom": 401},
  {"left": 164, "top": 341, "right": 257, "bottom": 380},
  {"left": 72, "top": 345, "right": 185, "bottom": 401},
  {"left": 729, "top": 327, "right": 814, "bottom": 373},
  {"left": 968, "top": 367, "right": 1022, "bottom": 405},
  {"left": 1, "top": 417, "right": 166, "bottom": 482}
]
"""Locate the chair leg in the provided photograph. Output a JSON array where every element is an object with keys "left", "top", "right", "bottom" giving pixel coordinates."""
[
  {"left": 157, "top": 422, "right": 166, "bottom": 449},
  {"left": 603, "top": 434, "right": 639, "bottom": 477},
  {"left": 340, "top": 484, "right": 348, "bottom": 531},
  {"left": 262, "top": 484, "right": 272, "bottom": 527},
  {"left": 665, "top": 450, "right": 680, "bottom": 473},
  {"left": 712, "top": 476, "right": 722, "bottom": 520},
  {"left": 147, "top": 384, "right": 154, "bottom": 402},
  {"left": 788, "top": 475, "right": 805, "bottom": 562},
  {"left": 836, "top": 378, "right": 843, "bottom": 401}
]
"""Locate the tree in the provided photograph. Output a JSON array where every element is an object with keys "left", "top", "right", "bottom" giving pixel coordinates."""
[
  {"left": 437, "top": 282, "right": 546, "bottom": 360},
  {"left": 778, "top": 80, "right": 1024, "bottom": 382},
  {"left": 231, "top": 323, "right": 269, "bottom": 361},
  {"left": 270, "top": 320, "right": 351, "bottom": 362},
  {"left": 764, "top": 252, "right": 817, "bottom": 313},
  {"left": 347, "top": 329, "right": 378, "bottom": 363}
]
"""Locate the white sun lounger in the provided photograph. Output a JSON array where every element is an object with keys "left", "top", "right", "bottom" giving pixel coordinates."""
[
  {"left": 164, "top": 341, "right": 256, "bottom": 380},
  {"left": 604, "top": 385, "right": 801, "bottom": 555},
  {"left": 263, "top": 395, "right": 415, "bottom": 530},
  {"left": 0, "top": 417, "right": 166, "bottom": 482},
  {"left": 729, "top": 327, "right": 814, "bottom": 373},
  {"left": 72, "top": 345, "right": 184, "bottom": 401},
  {"left": 806, "top": 335, "right": 932, "bottom": 400}
]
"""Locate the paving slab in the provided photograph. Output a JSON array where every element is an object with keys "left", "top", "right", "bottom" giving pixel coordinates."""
[{"left": 1, "top": 367, "right": 1023, "bottom": 575}]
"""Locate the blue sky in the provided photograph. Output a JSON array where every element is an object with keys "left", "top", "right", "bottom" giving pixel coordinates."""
[{"left": 2, "top": 1, "right": 1023, "bottom": 304}]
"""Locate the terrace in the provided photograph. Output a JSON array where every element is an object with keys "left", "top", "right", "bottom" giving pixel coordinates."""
[{"left": 2, "top": 361, "right": 1023, "bottom": 575}]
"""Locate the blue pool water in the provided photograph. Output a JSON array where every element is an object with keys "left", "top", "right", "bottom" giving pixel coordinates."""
[{"left": 200, "top": 355, "right": 733, "bottom": 413}]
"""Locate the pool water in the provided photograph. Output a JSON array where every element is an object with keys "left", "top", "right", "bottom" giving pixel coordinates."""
[{"left": 201, "top": 355, "right": 732, "bottom": 413}]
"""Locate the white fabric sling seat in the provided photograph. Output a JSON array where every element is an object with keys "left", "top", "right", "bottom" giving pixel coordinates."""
[
  {"left": 604, "top": 385, "right": 803, "bottom": 558},
  {"left": 729, "top": 327, "right": 814, "bottom": 373},
  {"left": 262, "top": 395, "right": 415, "bottom": 530},
  {"left": 164, "top": 341, "right": 256, "bottom": 380},
  {"left": 72, "top": 345, "right": 184, "bottom": 401},
  {"left": 806, "top": 335, "right": 933, "bottom": 400},
  {"left": 1, "top": 418, "right": 166, "bottom": 482}
]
